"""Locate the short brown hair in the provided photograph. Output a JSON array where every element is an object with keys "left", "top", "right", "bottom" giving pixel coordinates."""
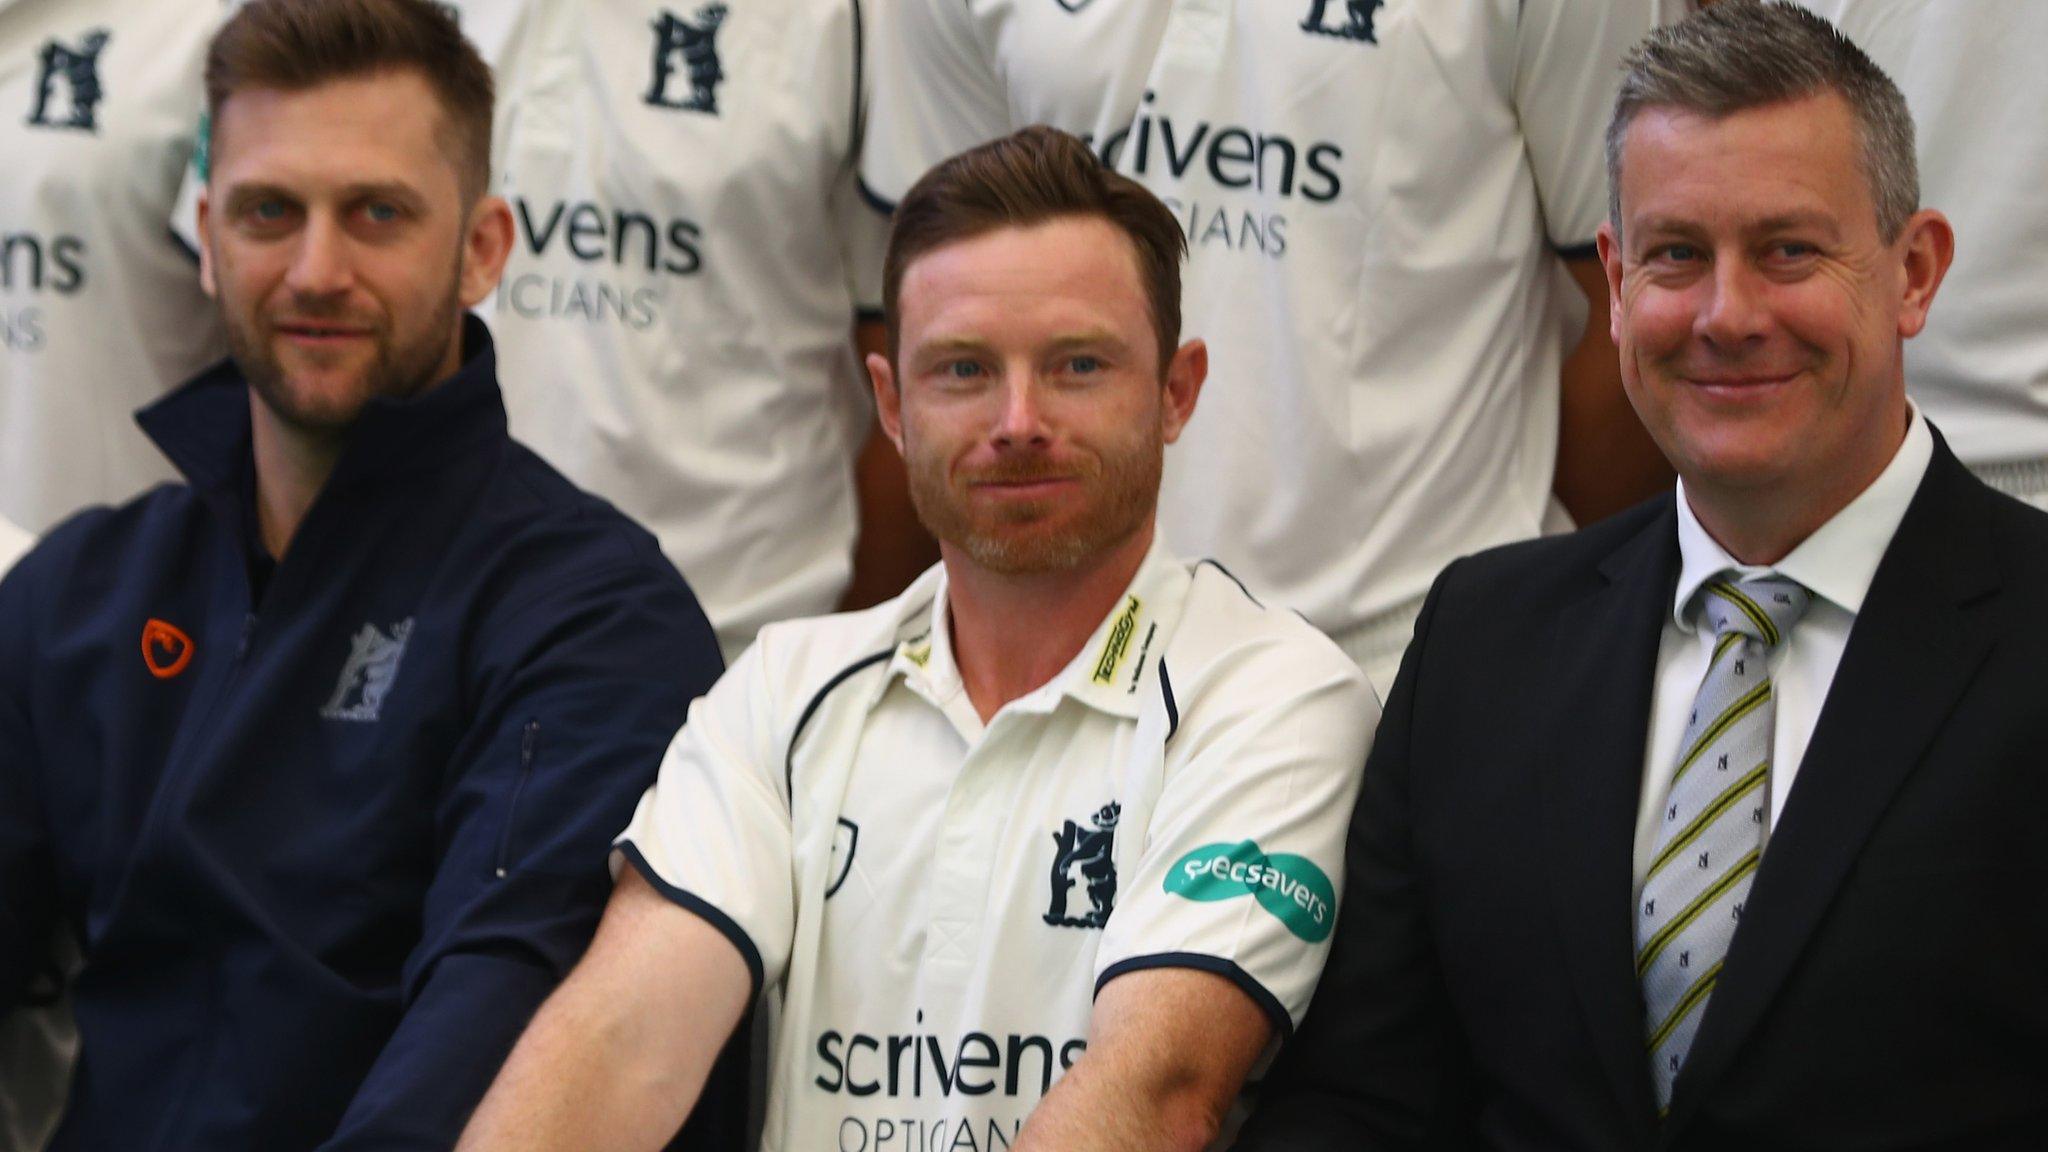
[
  {"left": 882, "top": 126, "right": 1187, "bottom": 368},
  {"left": 1607, "top": 0, "right": 1918, "bottom": 241},
  {"left": 206, "top": 0, "right": 495, "bottom": 202}
]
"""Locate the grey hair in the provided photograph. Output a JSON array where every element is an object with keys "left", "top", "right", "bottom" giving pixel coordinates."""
[{"left": 1605, "top": 0, "right": 1918, "bottom": 242}]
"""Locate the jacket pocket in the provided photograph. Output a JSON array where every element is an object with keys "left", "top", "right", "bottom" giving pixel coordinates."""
[{"left": 494, "top": 719, "right": 541, "bottom": 877}]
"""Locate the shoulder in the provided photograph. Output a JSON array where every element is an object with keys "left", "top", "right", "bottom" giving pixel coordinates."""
[
  {"left": 1434, "top": 493, "right": 1672, "bottom": 615},
  {"left": 3, "top": 486, "right": 205, "bottom": 602},
  {"left": 1163, "top": 560, "right": 1374, "bottom": 721},
  {"left": 460, "top": 443, "right": 703, "bottom": 617},
  {"left": 743, "top": 576, "right": 938, "bottom": 714}
]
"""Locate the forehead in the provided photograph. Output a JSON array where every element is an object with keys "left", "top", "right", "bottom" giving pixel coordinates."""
[
  {"left": 210, "top": 69, "right": 459, "bottom": 199},
  {"left": 897, "top": 217, "right": 1153, "bottom": 344},
  {"left": 1619, "top": 93, "right": 1875, "bottom": 235}
]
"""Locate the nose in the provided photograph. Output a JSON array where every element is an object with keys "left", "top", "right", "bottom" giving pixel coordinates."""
[
  {"left": 1695, "top": 256, "right": 1769, "bottom": 349},
  {"left": 991, "top": 370, "right": 1053, "bottom": 449},
  {"left": 283, "top": 212, "right": 353, "bottom": 299}
]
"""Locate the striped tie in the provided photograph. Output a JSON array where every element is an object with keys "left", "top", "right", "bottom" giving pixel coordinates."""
[{"left": 1637, "top": 574, "right": 1810, "bottom": 1112}]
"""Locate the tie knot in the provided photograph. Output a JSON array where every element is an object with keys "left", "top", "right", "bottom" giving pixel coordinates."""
[{"left": 1699, "top": 575, "right": 1810, "bottom": 647}]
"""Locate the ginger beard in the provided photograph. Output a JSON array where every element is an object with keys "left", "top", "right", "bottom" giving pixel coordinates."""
[{"left": 901, "top": 397, "right": 1165, "bottom": 576}]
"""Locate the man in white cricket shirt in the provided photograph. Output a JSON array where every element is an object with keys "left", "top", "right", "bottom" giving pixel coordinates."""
[
  {"left": 1779, "top": 0, "right": 2048, "bottom": 510},
  {"left": 0, "top": 0, "right": 225, "bottom": 534},
  {"left": 863, "top": 0, "right": 1682, "bottom": 693},
  {"left": 461, "top": 126, "right": 1376, "bottom": 1152},
  {"left": 437, "top": 0, "right": 915, "bottom": 662}
]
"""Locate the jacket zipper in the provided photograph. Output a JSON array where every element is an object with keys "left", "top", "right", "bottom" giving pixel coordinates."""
[{"left": 494, "top": 720, "right": 541, "bottom": 878}]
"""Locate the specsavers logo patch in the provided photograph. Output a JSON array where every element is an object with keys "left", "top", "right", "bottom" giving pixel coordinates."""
[{"left": 1166, "top": 841, "right": 1334, "bottom": 943}]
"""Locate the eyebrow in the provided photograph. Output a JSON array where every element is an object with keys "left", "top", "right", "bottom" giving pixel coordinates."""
[
  {"left": 1631, "top": 210, "right": 1840, "bottom": 238},
  {"left": 911, "top": 329, "right": 1130, "bottom": 359},
  {"left": 221, "top": 180, "right": 426, "bottom": 210}
]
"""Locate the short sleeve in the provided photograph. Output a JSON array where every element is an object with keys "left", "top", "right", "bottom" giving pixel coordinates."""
[
  {"left": 613, "top": 640, "right": 795, "bottom": 999},
  {"left": 1094, "top": 634, "right": 1376, "bottom": 1037},
  {"left": 859, "top": 0, "right": 1013, "bottom": 205},
  {"left": 835, "top": 162, "right": 890, "bottom": 317},
  {"left": 1514, "top": 0, "right": 1674, "bottom": 252}
]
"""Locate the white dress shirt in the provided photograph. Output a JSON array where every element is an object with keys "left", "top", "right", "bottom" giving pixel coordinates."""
[{"left": 1633, "top": 408, "right": 1934, "bottom": 883}]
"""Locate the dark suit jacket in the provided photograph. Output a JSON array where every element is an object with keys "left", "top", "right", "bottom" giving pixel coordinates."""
[{"left": 1235, "top": 437, "right": 2048, "bottom": 1151}]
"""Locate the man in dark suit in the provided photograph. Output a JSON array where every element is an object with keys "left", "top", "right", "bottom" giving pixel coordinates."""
[{"left": 1234, "top": 3, "right": 2048, "bottom": 1148}]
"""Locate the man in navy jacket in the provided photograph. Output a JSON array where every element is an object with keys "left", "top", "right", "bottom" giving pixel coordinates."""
[{"left": 0, "top": 1, "right": 731, "bottom": 1147}]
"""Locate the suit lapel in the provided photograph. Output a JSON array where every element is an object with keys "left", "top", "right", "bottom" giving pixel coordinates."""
[
  {"left": 1540, "top": 498, "right": 1678, "bottom": 1138},
  {"left": 1664, "top": 443, "right": 2002, "bottom": 1134}
]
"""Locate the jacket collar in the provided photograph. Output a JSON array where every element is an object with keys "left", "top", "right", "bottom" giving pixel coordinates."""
[{"left": 135, "top": 314, "right": 508, "bottom": 507}]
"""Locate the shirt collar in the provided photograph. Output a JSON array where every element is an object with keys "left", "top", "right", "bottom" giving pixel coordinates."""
[
  {"left": 888, "top": 537, "right": 1190, "bottom": 722},
  {"left": 1672, "top": 402, "right": 1934, "bottom": 627}
]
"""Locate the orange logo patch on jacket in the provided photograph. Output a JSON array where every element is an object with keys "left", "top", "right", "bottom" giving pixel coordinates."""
[{"left": 141, "top": 618, "right": 195, "bottom": 680}]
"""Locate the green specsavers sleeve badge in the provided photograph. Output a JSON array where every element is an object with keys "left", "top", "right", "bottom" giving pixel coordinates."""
[{"left": 1166, "top": 841, "right": 1336, "bottom": 943}]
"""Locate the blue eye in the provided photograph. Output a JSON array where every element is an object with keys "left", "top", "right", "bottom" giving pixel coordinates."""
[
  {"left": 251, "top": 199, "right": 289, "bottom": 221},
  {"left": 1068, "top": 355, "right": 1102, "bottom": 374},
  {"left": 1660, "top": 244, "right": 1700, "bottom": 262},
  {"left": 364, "top": 202, "right": 400, "bottom": 223},
  {"left": 946, "top": 361, "right": 982, "bottom": 379}
]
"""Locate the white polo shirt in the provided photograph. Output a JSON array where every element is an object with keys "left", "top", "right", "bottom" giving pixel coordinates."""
[
  {"left": 863, "top": 0, "right": 1668, "bottom": 687},
  {"left": 617, "top": 545, "right": 1375, "bottom": 1151},
  {"left": 0, "top": 0, "right": 223, "bottom": 533},
  {"left": 1792, "top": 0, "right": 2048, "bottom": 506},
  {"left": 0, "top": 517, "right": 28, "bottom": 573},
  {"left": 446, "top": 0, "right": 889, "bottom": 661}
]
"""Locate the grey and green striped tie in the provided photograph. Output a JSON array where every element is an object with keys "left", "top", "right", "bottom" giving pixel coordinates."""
[{"left": 1637, "top": 573, "right": 1810, "bottom": 1112}]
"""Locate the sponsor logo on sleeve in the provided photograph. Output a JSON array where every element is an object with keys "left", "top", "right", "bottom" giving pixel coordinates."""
[{"left": 1165, "top": 840, "right": 1335, "bottom": 942}]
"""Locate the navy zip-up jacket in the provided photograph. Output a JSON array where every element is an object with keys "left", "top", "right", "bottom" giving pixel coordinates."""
[{"left": 0, "top": 318, "right": 729, "bottom": 1149}]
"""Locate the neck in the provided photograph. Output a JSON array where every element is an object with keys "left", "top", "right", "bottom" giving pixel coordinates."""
[
  {"left": 946, "top": 524, "right": 1154, "bottom": 723},
  {"left": 1684, "top": 407, "right": 1912, "bottom": 566},
  {"left": 249, "top": 394, "right": 346, "bottom": 561}
]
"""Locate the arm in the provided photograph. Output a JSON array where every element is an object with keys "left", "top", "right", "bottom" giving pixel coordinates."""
[
  {"left": 457, "top": 867, "right": 751, "bottom": 1151},
  {"left": 858, "top": 0, "right": 1013, "bottom": 205},
  {"left": 1084, "top": 596, "right": 1375, "bottom": 1147},
  {"left": 1014, "top": 968, "right": 1271, "bottom": 1152},
  {"left": 314, "top": 558, "right": 727, "bottom": 1152},
  {"left": 469, "top": 631, "right": 799, "bottom": 1149},
  {"left": 1519, "top": 1, "right": 1677, "bottom": 526},
  {"left": 1554, "top": 254, "right": 1673, "bottom": 525}
]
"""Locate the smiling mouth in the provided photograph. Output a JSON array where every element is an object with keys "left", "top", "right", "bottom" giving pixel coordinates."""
[
  {"left": 973, "top": 476, "right": 1077, "bottom": 494},
  {"left": 275, "top": 322, "right": 374, "bottom": 341}
]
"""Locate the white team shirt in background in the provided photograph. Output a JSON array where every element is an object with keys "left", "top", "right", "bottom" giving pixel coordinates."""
[
  {"left": 617, "top": 545, "right": 1375, "bottom": 1151},
  {"left": 1793, "top": 0, "right": 2048, "bottom": 506},
  {"left": 863, "top": 0, "right": 1668, "bottom": 688},
  {"left": 0, "top": 0, "right": 223, "bottom": 533},
  {"left": 448, "top": 0, "right": 889, "bottom": 662},
  {"left": 0, "top": 516, "right": 27, "bottom": 573}
]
